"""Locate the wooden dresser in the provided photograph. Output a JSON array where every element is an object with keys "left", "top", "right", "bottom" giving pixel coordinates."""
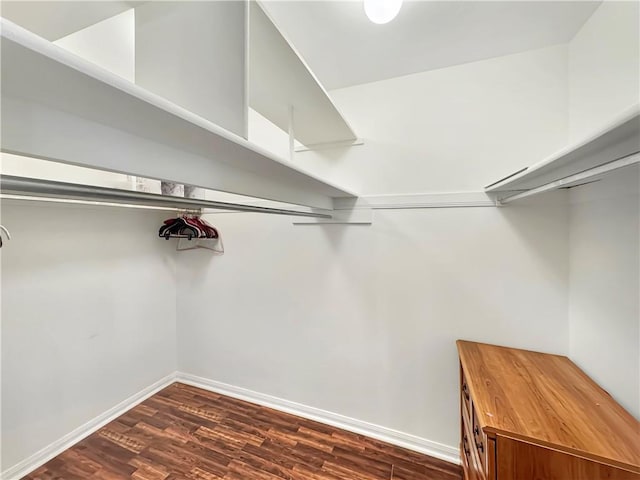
[{"left": 457, "top": 340, "right": 640, "bottom": 480}]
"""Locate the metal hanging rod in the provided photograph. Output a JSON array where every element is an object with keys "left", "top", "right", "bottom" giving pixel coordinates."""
[
  {"left": 0, "top": 175, "right": 332, "bottom": 219},
  {"left": 498, "top": 151, "right": 640, "bottom": 205}
]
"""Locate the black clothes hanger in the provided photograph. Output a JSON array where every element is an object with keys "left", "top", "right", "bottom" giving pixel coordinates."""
[
  {"left": 159, "top": 217, "right": 200, "bottom": 240},
  {"left": 158, "top": 215, "right": 224, "bottom": 254}
]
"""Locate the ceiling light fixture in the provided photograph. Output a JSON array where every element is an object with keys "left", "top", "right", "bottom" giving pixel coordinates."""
[{"left": 363, "top": 0, "right": 403, "bottom": 24}]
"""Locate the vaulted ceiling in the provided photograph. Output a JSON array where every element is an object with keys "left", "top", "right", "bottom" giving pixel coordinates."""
[
  {"left": 260, "top": 1, "right": 601, "bottom": 89},
  {"left": 1, "top": 0, "right": 601, "bottom": 90}
]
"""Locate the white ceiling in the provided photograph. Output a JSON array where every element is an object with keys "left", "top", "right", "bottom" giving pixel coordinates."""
[
  {"left": 1, "top": 1, "right": 601, "bottom": 89},
  {"left": 260, "top": 1, "right": 602, "bottom": 90}
]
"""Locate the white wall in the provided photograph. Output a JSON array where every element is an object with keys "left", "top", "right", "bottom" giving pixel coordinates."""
[
  {"left": 566, "top": 0, "right": 640, "bottom": 419},
  {"left": 175, "top": 38, "right": 576, "bottom": 455},
  {"left": 296, "top": 45, "right": 568, "bottom": 195},
  {"left": 248, "top": 108, "right": 291, "bottom": 161},
  {"left": 135, "top": 2, "right": 247, "bottom": 137},
  {"left": 568, "top": 170, "right": 639, "bottom": 419},
  {"left": 175, "top": 42, "right": 573, "bottom": 453},
  {"left": 0, "top": 202, "right": 178, "bottom": 470},
  {"left": 177, "top": 196, "right": 569, "bottom": 450},
  {"left": 568, "top": 1, "right": 640, "bottom": 141},
  {"left": 0, "top": 11, "right": 177, "bottom": 473},
  {"left": 0, "top": 153, "right": 133, "bottom": 191},
  {"left": 55, "top": 9, "right": 135, "bottom": 83}
]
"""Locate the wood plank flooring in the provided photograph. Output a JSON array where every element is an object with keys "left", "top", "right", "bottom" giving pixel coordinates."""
[{"left": 24, "top": 383, "right": 461, "bottom": 480}]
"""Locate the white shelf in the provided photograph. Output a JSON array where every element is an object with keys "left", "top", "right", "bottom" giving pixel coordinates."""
[
  {"left": 249, "top": 2, "right": 357, "bottom": 148},
  {"left": 0, "top": 18, "right": 357, "bottom": 210},
  {"left": 486, "top": 105, "right": 640, "bottom": 199}
]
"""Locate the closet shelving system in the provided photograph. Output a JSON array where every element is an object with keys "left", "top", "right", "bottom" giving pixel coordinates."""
[
  {"left": 249, "top": 2, "right": 358, "bottom": 149},
  {"left": 486, "top": 104, "right": 640, "bottom": 204},
  {"left": 3, "top": 12, "right": 637, "bottom": 214},
  {"left": 0, "top": 15, "right": 356, "bottom": 216}
]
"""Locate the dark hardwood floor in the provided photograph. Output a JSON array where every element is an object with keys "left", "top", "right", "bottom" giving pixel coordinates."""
[{"left": 25, "top": 383, "right": 462, "bottom": 480}]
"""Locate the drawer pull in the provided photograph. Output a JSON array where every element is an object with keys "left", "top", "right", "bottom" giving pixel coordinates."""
[
  {"left": 463, "top": 435, "right": 471, "bottom": 457},
  {"left": 474, "top": 425, "right": 480, "bottom": 436},
  {"left": 462, "top": 383, "right": 470, "bottom": 400},
  {"left": 476, "top": 440, "right": 484, "bottom": 453}
]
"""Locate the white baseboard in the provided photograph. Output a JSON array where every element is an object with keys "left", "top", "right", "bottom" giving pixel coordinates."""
[
  {"left": 176, "top": 372, "right": 460, "bottom": 466},
  {"left": 3, "top": 371, "right": 459, "bottom": 479},
  {"left": 1, "top": 373, "right": 177, "bottom": 480}
]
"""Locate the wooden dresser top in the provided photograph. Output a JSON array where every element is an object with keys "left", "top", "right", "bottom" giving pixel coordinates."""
[{"left": 457, "top": 340, "right": 640, "bottom": 473}]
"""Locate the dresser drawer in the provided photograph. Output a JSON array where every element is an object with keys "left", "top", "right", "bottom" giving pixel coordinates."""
[
  {"left": 462, "top": 434, "right": 479, "bottom": 480},
  {"left": 461, "top": 365, "right": 495, "bottom": 480},
  {"left": 461, "top": 369, "right": 472, "bottom": 416},
  {"left": 462, "top": 410, "right": 486, "bottom": 480},
  {"left": 472, "top": 405, "right": 487, "bottom": 471}
]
